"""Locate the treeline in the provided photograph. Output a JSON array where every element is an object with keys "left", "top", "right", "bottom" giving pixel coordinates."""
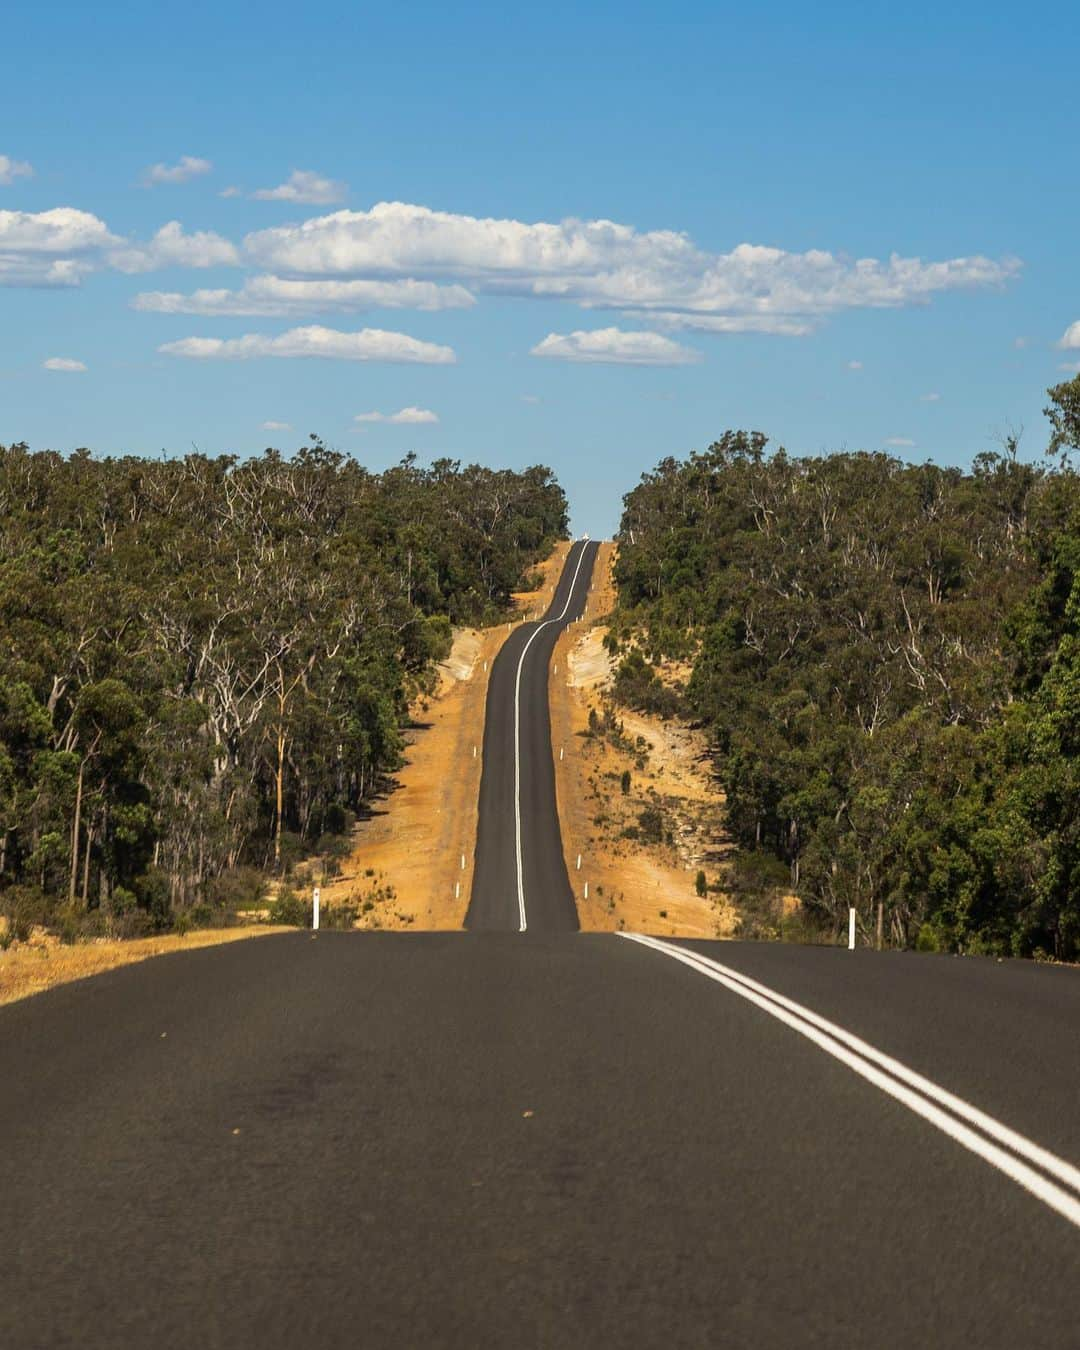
[
  {"left": 0, "top": 442, "right": 566, "bottom": 938},
  {"left": 609, "top": 377, "right": 1080, "bottom": 960}
]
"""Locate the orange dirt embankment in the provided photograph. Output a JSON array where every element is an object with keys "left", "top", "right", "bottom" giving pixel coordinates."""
[
  {"left": 319, "top": 541, "right": 573, "bottom": 930},
  {"left": 0, "top": 925, "right": 290, "bottom": 1008},
  {"left": 550, "top": 543, "right": 736, "bottom": 938}
]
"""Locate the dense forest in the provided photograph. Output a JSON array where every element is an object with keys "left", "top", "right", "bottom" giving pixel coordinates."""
[
  {"left": 0, "top": 442, "right": 566, "bottom": 940},
  {"left": 610, "top": 376, "right": 1080, "bottom": 960}
]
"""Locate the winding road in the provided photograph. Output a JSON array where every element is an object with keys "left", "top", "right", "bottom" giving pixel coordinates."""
[{"left": 2, "top": 542, "right": 1078, "bottom": 1348}]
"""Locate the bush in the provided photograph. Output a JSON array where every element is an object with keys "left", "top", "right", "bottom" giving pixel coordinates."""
[
  {"left": 204, "top": 866, "right": 266, "bottom": 912},
  {"left": 695, "top": 869, "right": 707, "bottom": 897},
  {"left": 637, "top": 807, "right": 666, "bottom": 845},
  {"left": 621, "top": 770, "right": 631, "bottom": 795},
  {"left": 0, "top": 885, "right": 49, "bottom": 943},
  {"left": 268, "top": 885, "right": 309, "bottom": 927}
]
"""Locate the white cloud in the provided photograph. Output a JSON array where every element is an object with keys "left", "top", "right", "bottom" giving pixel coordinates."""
[
  {"left": 885, "top": 437, "right": 916, "bottom": 447},
  {"left": 42, "top": 356, "right": 87, "bottom": 372},
  {"left": 354, "top": 407, "right": 439, "bottom": 424},
  {"left": 920, "top": 391, "right": 941, "bottom": 402},
  {"left": 142, "top": 156, "right": 213, "bottom": 187},
  {"left": 252, "top": 170, "right": 346, "bottom": 205},
  {"left": 521, "top": 394, "right": 541, "bottom": 403},
  {"left": 530, "top": 327, "right": 701, "bottom": 366},
  {"left": 1014, "top": 336, "right": 1031, "bottom": 349},
  {"left": 261, "top": 420, "right": 291, "bottom": 431},
  {"left": 1058, "top": 321, "right": 1080, "bottom": 350},
  {"left": 648, "top": 312, "right": 814, "bottom": 336},
  {"left": 0, "top": 208, "right": 238, "bottom": 287},
  {"left": 0, "top": 207, "right": 118, "bottom": 286},
  {"left": 219, "top": 186, "right": 243, "bottom": 199},
  {"left": 243, "top": 201, "right": 1019, "bottom": 332},
  {"left": 0, "top": 155, "right": 33, "bottom": 186},
  {"left": 131, "top": 274, "right": 474, "bottom": 316},
  {"left": 1058, "top": 361, "right": 1080, "bottom": 374},
  {"left": 109, "top": 221, "right": 239, "bottom": 273},
  {"left": 159, "top": 325, "right": 456, "bottom": 364},
  {"left": 847, "top": 360, "right": 863, "bottom": 370}
]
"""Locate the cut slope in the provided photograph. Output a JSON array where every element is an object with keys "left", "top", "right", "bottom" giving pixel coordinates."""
[{"left": 550, "top": 543, "right": 736, "bottom": 937}]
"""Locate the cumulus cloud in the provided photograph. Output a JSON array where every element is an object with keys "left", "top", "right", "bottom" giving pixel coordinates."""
[
  {"left": 1058, "top": 321, "right": 1080, "bottom": 350},
  {"left": 847, "top": 360, "right": 863, "bottom": 370},
  {"left": 142, "top": 156, "right": 213, "bottom": 187},
  {"left": 885, "top": 437, "right": 916, "bottom": 448},
  {"left": 0, "top": 155, "right": 33, "bottom": 186},
  {"left": 0, "top": 207, "right": 119, "bottom": 286},
  {"left": 109, "top": 221, "right": 239, "bottom": 273},
  {"left": 261, "top": 420, "right": 291, "bottom": 431},
  {"left": 252, "top": 170, "right": 346, "bottom": 205},
  {"left": 0, "top": 207, "right": 238, "bottom": 287},
  {"left": 920, "top": 391, "right": 942, "bottom": 402},
  {"left": 159, "top": 325, "right": 456, "bottom": 364},
  {"left": 1058, "top": 361, "right": 1080, "bottom": 373},
  {"left": 242, "top": 201, "right": 1019, "bottom": 333},
  {"left": 131, "top": 274, "right": 474, "bottom": 316},
  {"left": 354, "top": 407, "right": 439, "bottom": 424},
  {"left": 42, "top": 357, "right": 87, "bottom": 372},
  {"left": 531, "top": 327, "right": 701, "bottom": 366}
]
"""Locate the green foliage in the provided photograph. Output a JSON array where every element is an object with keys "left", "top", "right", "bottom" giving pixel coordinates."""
[
  {"left": 0, "top": 442, "right": 567, "bottom": 936},
  {"left": 613, "top": 422, "right": 1080, "bottom": 959},
  {"left": 268, "top": 886, "right": 309, "bottom": 927},
  {"left": 620, "top": 770, "right": 631, "bottom": 795},
  {"left": 695, "top": 869, "right": 707, "bottom": 897}
]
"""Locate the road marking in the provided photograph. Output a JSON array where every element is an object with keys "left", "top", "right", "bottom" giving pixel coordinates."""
[
  {"left": 513, "top": 541, "right": 592, "bottom": 932},
  {"left": 620, "top": 933, "right": 1080, "bottom": 1231}
]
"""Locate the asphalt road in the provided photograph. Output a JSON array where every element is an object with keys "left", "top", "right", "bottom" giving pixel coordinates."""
[
  {"left": 2, "top": 543, "right": 1078, "bottom": 1348},
  {"left": 467, "top": 536, "right": 598, "bottom": 933}
]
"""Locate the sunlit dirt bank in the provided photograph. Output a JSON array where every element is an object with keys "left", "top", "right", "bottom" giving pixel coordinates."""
[{"left": 550, "top": 543, "right": 737, "bottom": 938}]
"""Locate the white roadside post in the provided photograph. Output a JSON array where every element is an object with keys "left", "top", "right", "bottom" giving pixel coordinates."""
[
  {"left": 313, "top": 885, "right": 321, "bottom": 931},
  {"left": 848, "top": 907, "right": 856, "bottom": 951}
]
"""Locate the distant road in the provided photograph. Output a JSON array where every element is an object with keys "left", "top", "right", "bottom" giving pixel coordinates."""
[
  {"left": 1, "top": 542, "right": 1078, "bottom": 1348},
  {"left": 467, "top": 536, "right": 598, "bottom": 932}
]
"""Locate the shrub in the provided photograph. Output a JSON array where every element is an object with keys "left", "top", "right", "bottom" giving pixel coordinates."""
[
  {"left": 0, "top": 885, "right": 48, "bottom": 944},
  {"left": 268, "top": 885, "right": 309, "bottom": 927},
  {"left": 621, "top": 770, "right": 631, "bottom": 795},
  {"left": 695, "top": 869, "right": 707, "bottom": 897},
  {"left": 204, "top": 866, "right": 266, "bottom": 912},
  {"left": 637, "top": 807, "right": 666, "bottom": 845}
]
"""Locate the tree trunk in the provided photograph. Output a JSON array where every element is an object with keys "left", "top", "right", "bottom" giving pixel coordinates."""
[
  {"left": 876, "top": 900, "right": 884, "bottom": 951},
  {"left": 81, "top": 824, "right": 94, "bottom": 907},
  {"left": 69, "top": 758, "right": 85, "bottom": 905},
  {"left": 274, "top": 727, "right": 286, "bottom": 868}
]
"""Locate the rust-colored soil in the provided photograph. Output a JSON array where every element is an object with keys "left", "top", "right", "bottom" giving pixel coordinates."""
[
  {"left": 551, "top": 543, "right": 736, "bottom": 938},
  {"left": 0, "top": 925, "right": 289, "bottom": 1008},
  {"left": 319, "top": 542, "right": 573, "bottom": 930}
]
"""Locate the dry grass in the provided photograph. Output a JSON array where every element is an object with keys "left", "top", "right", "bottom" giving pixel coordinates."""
[{"left": 0, "top": 925, "right": 290, "bottom": 1008}]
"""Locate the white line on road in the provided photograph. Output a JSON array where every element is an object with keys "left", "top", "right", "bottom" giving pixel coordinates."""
[
  {"left": 620, "top": 932, "right": 1080, "bottom": 1231},
  {"left": 513, "top": 540, "right": 592, "bottom": 932}
]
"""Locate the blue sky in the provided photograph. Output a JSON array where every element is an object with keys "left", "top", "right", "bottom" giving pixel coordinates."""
[{"left": 3, "top": 0, "right": 1078, "bottom": 534}]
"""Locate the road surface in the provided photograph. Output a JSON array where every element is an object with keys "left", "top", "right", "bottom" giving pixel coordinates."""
[
  {"left": 1, "top": 542, "right": 1078, "bottom": 1348},
  {"left": 467, "top": 536, "right": 598, "bottom": 932}
]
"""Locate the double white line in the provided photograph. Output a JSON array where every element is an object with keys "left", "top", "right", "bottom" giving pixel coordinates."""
[
  {"left": 621, "top": 932, "right": 1080, "bottom": 1231},
  {"left": 514, "top": 541, "right": 592, "bottom": 933}
]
